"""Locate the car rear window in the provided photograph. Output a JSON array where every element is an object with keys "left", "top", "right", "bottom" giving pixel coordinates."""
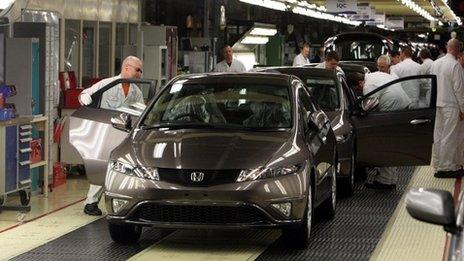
[{"left": 305, "top": 78, "right": 340, "bottom": 110}]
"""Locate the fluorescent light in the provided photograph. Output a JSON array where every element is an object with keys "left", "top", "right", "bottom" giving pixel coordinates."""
[
  {"left": 240, "top": 0, "right": 360, "bottom": 26},
  {"left": 0, "top": 0, "right": 15, "bottom": 9},
  {"left": 239, "top": 0, "right": 287, "bottom": 11},
  {"left": 241, "top": 36, "right": 269, "bottom": 44},
  {"left": 439, "top": 0, "right": 462, "bottom": 25},
  {"left": 292, "top": 6, "right": 361, "bottom": 26},
  {"left": 250, "top": 28, "right": 277, "bottom": 36},
  {"left": 396, "top": 0, "right": 437, "bottom": 21}
]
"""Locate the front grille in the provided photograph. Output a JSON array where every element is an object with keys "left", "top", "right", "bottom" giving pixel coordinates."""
[
  {"left": 158, "top": 168, "right": 241, "bottom": 187},
  {"left": 134, "top": 203, "right": 268, "bottom": 224}
]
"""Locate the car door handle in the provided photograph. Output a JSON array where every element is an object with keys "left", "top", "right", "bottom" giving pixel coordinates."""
[{"left": 410, "top": 119, "right": 431, "bottom": 125}]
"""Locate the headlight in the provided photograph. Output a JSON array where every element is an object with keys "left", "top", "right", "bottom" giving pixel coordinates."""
[
  {"left": 109, "top": 161, "right": 159, "bottom": 180},
  {"left": 237, "top": 165, "right": 302, "bottom": 182}
]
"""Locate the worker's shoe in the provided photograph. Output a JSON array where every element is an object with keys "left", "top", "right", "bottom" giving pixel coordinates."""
[
  {"left": 84, "top": 202, "right": 102, "bottom": 216},
  {"left": 364, "top": 180, "right": 396, "bottom": 190},
  {"left": 434, "top": 169, "right": 464, "bottom": 179}
]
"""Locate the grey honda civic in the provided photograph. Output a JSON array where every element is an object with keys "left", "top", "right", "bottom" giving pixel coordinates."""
[{"left": 69, "top": 73, "right": 338, "bottom": 248}]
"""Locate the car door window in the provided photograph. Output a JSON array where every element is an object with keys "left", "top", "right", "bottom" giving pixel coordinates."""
[
  {"left": 362, "top": 75, "right": 435, "bottom": 112},
  {"left": 305, "top": 77, "right": 340, "bottom": 110},
  {"left": 92, "top": 80, "right": 155, "bottom": 116}
]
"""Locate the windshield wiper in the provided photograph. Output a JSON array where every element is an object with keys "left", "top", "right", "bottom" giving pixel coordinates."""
[
  {"left": 140, "top": 123, "right": 289, "bottom": 131},
  {"left": 140, "top": 122, "right": 218, "bottom": 130}
]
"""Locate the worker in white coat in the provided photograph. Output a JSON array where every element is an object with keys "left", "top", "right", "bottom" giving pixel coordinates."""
[
  {"left": 292, "top": 42, "right": 310, "bottom": 66},
  {"left": 418, "top": 49, "right": 434, "bottom": 107},
  {"left": 78, "top": 56, "right": 144, "bottom": 216},
  {"left": 430, "top": 39, "right": 464, "bottom": 179},
  {"left": 214, "top": 45, "right": 246, "bottom": 72},
  {"left": 315, "top": 50, "right": 345, "bottom": 76},
  {"left": 391, "top": 46, "right": 421, "bottom": 108},
  {"left": 363, "top": 55, "right": 411, "bottom": 189}
]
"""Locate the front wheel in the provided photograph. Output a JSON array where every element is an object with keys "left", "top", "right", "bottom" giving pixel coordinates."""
[
  {"left": 108, "top": 223, "right": 142, "bottom": 244},
  {"left": 283, "top": 183, "right": 313, "bottom": 249}
]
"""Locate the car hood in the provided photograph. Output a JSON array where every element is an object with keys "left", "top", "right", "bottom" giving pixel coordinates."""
[{"left": 117, "top": 129, "right": 294, "bottom": 170}]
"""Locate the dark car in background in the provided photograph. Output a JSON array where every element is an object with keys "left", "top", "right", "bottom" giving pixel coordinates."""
[
  {"left": 69, "top": 73, "right": 338, "bottom": 248},
  {"left": 324, "top": 32, "right": 394, "bottom": 72},
  {"left": 261, "top": 67, "right": 357, "bottom": 196},
  {"left": 260, "top": 67, "right": 438, "bottom": 196}
]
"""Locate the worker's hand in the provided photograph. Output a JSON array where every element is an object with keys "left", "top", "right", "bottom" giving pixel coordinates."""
[
  {"left": 78, "top": 93, "right": 92, "bottom": 106},
  {"left": 460, "top": 111, "right": 464, "bottom": 121}
]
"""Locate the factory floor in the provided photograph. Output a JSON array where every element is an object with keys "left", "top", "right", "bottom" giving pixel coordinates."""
[{"left": 0, "top": 166, "right": 458, "bottom": 261}]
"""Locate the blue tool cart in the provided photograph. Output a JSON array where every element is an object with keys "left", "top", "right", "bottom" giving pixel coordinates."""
[{"left": 0, "top": 116, "right": 49, "bottom": 218}]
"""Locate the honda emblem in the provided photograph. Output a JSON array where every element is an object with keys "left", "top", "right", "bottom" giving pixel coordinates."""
[{"left": 190, "top": 172, "right": 204, "bottom": 182}]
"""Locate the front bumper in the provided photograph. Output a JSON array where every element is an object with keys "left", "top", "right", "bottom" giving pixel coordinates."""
[{"left": 104, "top": 169, "right": 309, "bottom": 229}]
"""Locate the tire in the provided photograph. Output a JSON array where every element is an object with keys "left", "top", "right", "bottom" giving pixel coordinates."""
[
  {"left": 319, "top": 162, "right": 337, "bottom": 220},
  {"left": 108, "top": 223, "right": 142, "bottom": 244},
  {"left": 283, "top": 183, "right": 313, "bottom": 249},
  {"left": 338, "top": 152, "right": 355, "bottom": 197},
  {"left": 19, "top": 190, "right": 30, "bottom": 206}
]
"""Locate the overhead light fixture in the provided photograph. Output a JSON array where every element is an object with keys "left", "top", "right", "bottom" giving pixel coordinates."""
[
  {"left": 396, "top": 0, "right": 437, "bottom": 21},
  {"left": 438, "top": 0, "right": 462, "bottom": 26},
  {"left": 239, "top": 0, "right": 361, "bottom": 26},
  {"left": 239, "top": 0, "right": 287, "bottom": 11},
  {"left": 241, "top": 36, "right": 269, "bottom": 45},
  {"left": 250, "top": 27, "right": 278, "bottom": 36},
  {"left": 292, "top": 6, "right": 361, "bottom": 26},
  {"left": 0, "top": 0, "right": 15, "bottom": 9}
]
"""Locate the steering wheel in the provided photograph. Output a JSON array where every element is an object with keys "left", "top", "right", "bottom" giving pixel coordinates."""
[{"left": 173, "top": 113, "right": 203, "bottom": 122}]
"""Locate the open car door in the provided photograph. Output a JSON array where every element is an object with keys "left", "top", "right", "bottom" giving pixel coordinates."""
[
  {"left": 352, "top": 75, "right": 436, "bottom": 166},
  {"left": 69, "top": 78, "right": 156, "bottom": 185}
]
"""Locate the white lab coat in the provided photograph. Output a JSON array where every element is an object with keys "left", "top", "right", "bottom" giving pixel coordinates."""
[
  {"left": 390, "top": 58, "right": 421, "bottom": 107},
  {"left": 315, "top": 62, "right": 345, "bottom": 76},
  {"left": 292, "top": 53, "right": 310, "bottom": 66},
  {"left": 365, "top": 71, "right": 411, "bottom": 185},
  {"left": 214, "top": 59, "right": 246, "bottom": 72},
  {"left": 430, "top": 53, "right": 464, "bottom": 172},
  {"left": 363, "top": 71, "right": 398, "bottom": 95},
  {"left": 418, "top": 58, "right": 434, "bottom": 107},
  {"left": 81, "top": 75, "right": 143, "bottom": 205},
  {"left": 364, "top": 72, "right": 411, "bottom": 111},
  {"left": 419, "top": 58, "right": 433, "bottom": 75}
]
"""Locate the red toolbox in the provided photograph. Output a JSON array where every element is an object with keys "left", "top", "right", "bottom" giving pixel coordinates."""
[
  {"left": 63, "top": 89, "right": 83, "bottom": 108},
  {"left": 53, "top": 162, "right": 67, "bottom": 188},
  {"left": 30, "top": 138, "right": 42, "bottom": 163}
]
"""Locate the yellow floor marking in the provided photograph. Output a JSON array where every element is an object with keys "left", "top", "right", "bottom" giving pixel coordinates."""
[
  {"left": 0, "top": 201, "right": 105, "bottom": 260},
  {"left": 370, "top": 166, "right": 456, "bottom": 261},
  {"left": 0, "top": 178, "right": 89, "bottom": 231},
  {"left": 129, "top": 229, "right": 281, "bottom": 261}
]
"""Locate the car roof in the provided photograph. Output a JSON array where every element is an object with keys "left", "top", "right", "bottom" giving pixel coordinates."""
[
  {"left": 171, "top": 72, "right": 292, "bottom": 86},
  {"left": 328, "top": 32, "right": 389, "bottom": 42},
  {"left": 259, "top": 66, "right": 337, "bottom": 79}
]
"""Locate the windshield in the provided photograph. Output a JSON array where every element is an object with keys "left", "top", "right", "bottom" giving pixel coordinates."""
[
  {"left": 335, "top": 39, "right": 389, "bottom": 61},
  {"left": 304, "top": 77, "right": 340, "bottom": 110},
  {"left": 141, "top": 81, "right": 292, "bottom": 130}
]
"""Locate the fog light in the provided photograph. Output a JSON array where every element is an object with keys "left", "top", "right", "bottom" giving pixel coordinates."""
[
  {"left": 112, "top": 198, "right": 129, "bottom": 213},
  {"left": 271, "top": 202, "right": 292, "bottom": 217}
]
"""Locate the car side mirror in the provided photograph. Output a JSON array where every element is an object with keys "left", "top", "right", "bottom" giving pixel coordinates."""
[
  {"left": 361, "top": 96, "right": 379, "bottom": 112},
  {"left": 111, "top": 113, "right": 132, "bottom": 132},
  {"left": 405, "top": 188, "right": 459, "bottom": 234}
]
